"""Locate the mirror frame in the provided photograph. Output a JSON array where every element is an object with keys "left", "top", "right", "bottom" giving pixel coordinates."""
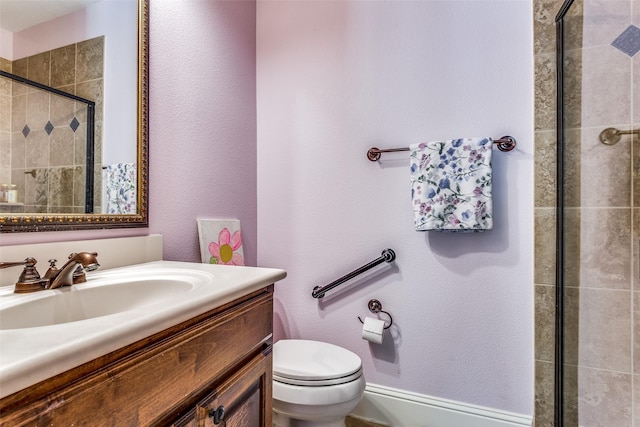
[{"left": 0, "top": 0, "right": 149, "bottom": 233}]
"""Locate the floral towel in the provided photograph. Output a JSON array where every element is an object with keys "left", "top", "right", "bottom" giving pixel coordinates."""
[
  {"left": 103, "top": 163, "right": 137, "bottom": 214},
  {"left": 410, "top": 137, "right": 493, "bottom": 232}
]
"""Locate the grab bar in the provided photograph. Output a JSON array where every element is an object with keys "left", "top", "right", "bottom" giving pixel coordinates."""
[
  {"left": 312, "top": 248, "right": 396, "bottom": 299},
  {"left": 367, "top": 136, "right": 516, "bottom": 161},
  {"left": 599, "top": 127, "right": 639, "bottom": 145}
]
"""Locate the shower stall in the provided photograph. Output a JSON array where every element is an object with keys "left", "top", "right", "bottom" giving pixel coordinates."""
[{"left": 555, "top": 0, "right": 639, "bottom": 425}]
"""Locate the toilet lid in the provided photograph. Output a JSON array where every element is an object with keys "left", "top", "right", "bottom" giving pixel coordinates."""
[{"left": 273, "top": 339, "right": 362, "bottom": 385}]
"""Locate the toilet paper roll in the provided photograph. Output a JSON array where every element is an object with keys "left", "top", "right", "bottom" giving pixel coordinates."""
[{"left": 361, "top": 316, "right": 385, "bottom": 344}]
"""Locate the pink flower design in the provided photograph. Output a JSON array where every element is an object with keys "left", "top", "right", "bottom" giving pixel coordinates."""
[
  {"left": 208, "top": 228, "right": 244, "bottom": 265},
  {"left": 447, "top": 215, "right": 460, "bottom": 226}
]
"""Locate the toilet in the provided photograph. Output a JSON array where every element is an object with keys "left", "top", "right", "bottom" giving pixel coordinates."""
[{"left": 272, "top": 339, "right": 366, "bottom": 427}]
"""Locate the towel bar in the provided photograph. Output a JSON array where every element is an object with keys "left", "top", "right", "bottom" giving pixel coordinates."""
[
  {"left": 312, "top": 249, "right": 396, "bottom": 299},
  {"left": 367, "top": 135, "right": 516, "bottom": 161}
]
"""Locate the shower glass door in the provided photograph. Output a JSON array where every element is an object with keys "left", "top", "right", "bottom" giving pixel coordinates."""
[{"left": 556, "top": 0, "right": 639, "bottom": 425}]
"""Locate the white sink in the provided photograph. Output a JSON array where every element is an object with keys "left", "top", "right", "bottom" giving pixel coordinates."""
[
  {"left": 0, "top": 275, "right": 194, "bottom": 329},
  {"left": 0, "top": 261, "right": 286, "bottom": 399}
]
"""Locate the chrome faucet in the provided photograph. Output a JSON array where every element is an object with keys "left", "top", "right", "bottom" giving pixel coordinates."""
[
  {"left": 49, "top": 252, "right": 100, "bottom": 289},
  {"left": 0, "top": 252, "right": 99, "bottom": 293}
]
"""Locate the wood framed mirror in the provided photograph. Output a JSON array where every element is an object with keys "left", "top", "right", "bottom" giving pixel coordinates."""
[{"left": 0, "top": 0, "right": 148, "bottom": 232}]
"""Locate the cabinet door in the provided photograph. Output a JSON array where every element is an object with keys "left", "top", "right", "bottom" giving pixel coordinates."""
[{"left": 196, "top": 349, "right": 272, "bottom": 427}]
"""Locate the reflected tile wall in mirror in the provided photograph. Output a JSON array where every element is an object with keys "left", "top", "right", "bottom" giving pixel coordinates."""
[{"left": 0, "top": 36, "right": 104, "bottom": 214}]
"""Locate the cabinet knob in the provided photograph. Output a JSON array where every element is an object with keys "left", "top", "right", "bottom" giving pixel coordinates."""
[{"left": 209, "top": 405, "right": 225, "bottom": 424}]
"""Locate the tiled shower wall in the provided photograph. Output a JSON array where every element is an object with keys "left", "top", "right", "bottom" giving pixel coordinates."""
[
  {"left": 0, "top": 58, "right": 11, "bottom": 186},
  {"left": 0, "top": 36, "right": 103, "bottom": 213},
  {"left": 534, "top": 0, "right": 639, "bottom": 425}
]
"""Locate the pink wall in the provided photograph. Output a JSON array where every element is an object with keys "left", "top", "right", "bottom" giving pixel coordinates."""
[
  {"left": 148, "top": 0, "right": 257, "bottom": 264},
  {"left": 1, "top": 0, "right": 258, "bottom": 266},
  {"left": 256, "top": 0, "right": 534, "bottom": 416}
]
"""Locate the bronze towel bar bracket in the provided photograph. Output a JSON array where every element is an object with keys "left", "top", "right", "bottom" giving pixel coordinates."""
[
  {"left": 599, "top": 127, "right": 640, "bottom": 145},
  {"left": 367, "top": 135, "right": 517, "bottom": 161}
]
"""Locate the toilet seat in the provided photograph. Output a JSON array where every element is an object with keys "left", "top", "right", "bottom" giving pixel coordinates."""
[{"left": 273, "top": 339, "right": 362, "bottom": 386}]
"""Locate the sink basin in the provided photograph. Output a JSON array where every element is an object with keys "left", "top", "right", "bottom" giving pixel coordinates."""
[
  {"left": 0, "top": 260, "right": 286, "bottom": 399},
  {"left": 0, "top": 276, "right": 194, "bottom": 329}
]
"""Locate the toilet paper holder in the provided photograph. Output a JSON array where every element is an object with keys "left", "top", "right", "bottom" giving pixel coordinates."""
[{"left": 358, "top": 299, "right": 393, "bottom": 329}]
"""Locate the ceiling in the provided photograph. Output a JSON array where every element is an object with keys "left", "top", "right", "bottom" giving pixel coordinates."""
[{"left": 0, "top": 0, "right": 100, "bottom": 33}]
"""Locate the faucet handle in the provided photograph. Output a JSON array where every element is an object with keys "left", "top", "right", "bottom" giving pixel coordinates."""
[
  {"left": 13, "top": 258, "right": 48, "bottom": 293},
  {"left": 17, "top": 257, "right": 41, "bottom": 283},
  {"left": 0, "top": 258, "right": 35, "bottom": 270}
]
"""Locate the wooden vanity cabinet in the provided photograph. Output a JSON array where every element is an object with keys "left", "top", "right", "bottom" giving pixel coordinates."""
[
  {"left": 172, "top": 345, "right": 272, "bottom": 427},
  {"left": 0, "top": 286, "right": 275, "bottom": 427}
]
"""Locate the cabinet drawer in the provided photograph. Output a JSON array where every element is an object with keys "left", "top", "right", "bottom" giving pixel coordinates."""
[{"left": 174, "top": 348, "right": 273, "bottom": 427}]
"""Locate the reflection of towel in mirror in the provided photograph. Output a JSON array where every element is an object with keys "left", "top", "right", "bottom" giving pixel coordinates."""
[
  {"left": 103, "top": 163, "right": 137, "bottom": 214},
  {"left": 410, "top": 137, "right": 493, "bottom": 232}
]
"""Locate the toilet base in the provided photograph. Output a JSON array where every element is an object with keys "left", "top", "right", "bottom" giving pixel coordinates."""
[
  {"left": 273, "top": 409, "right": 346, "bottom": 427},
  {"left": 272, "top": 385, "right": 363, "bottom": 427}
]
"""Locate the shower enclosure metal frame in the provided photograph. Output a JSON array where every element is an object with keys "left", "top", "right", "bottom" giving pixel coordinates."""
[
  {"left": 554, "top": 1, "right": 572, "bottom": 425},
  {"left": 0, "top": 70, "right": 96, "bottom": 214}
]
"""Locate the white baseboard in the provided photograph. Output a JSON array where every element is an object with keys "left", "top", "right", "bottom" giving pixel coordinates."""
[{"left": 351, "top": 384, "right": 533, "bottom": 427}]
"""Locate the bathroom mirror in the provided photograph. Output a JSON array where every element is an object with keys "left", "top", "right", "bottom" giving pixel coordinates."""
[{"left": 0, "top": 0, "right": 148, "bottom": 232}]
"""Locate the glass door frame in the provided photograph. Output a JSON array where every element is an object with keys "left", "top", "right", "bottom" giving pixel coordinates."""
[{"left": 554, "top": 0, "right": 575, "bottom": 425}]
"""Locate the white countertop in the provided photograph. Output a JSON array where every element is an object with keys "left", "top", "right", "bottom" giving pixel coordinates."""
[{"left": 0, "top": 261, "right": 286, "bottom": 399}]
